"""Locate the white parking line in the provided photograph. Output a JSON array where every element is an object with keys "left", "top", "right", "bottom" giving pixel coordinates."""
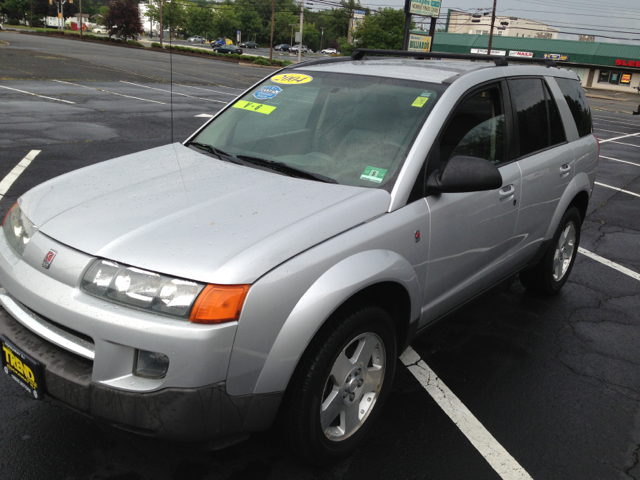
[
  {"left": 0, "top": 150, "right": 40, "bottom": 200},
  {"left": 592, "top": 116, "right": 640, "bottom": 128},
  {"left": 0, "top": 85, "right": 75, "bottom": 104},
  {"left": 579, "top": 248, "right": 640, "bottom": 282},
  {"left": 400, "top": 347, "right": 533, "bottom": 480},
  {"left": 176, "top": 84, "right": 238, "bottom": 96},
  {"left": 194, "top": 114, "right": 214, "bottom": 118},
  {"left": 119, "top": 81, "right": 228, "bottom": 104},
  {"left": 600, "top": 155, "right": 640, "bottom": 167},
  {"left": 52, "top": 80, "right": 165, "bottom": 104},
  {"left": 599, "top": 132, "right": 640, "bottom": 143},
  {"left": 595, "top": 181, "right": 640, "bottom": 198},
  {"left": 593, "top": 128, "right": 632, "bottom": 135},
  {"left": 609, "top": 141, "right": 640, "bottom": 148}
]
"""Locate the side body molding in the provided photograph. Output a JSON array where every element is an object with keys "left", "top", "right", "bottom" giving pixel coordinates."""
[{"left": 251, "top": 250, "right": 421, "bottom": 395}]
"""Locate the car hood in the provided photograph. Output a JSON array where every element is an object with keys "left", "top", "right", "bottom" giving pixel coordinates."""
[{"left": 19, "top": 144, "right": 390, "bottom": 284}]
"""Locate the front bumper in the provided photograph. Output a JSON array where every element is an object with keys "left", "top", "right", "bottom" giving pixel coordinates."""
[{"left": 0, "top": 310, "right": 283, "bottom": 441}]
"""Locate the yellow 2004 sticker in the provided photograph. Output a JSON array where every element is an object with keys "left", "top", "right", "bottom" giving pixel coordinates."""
[
  {"left": 271, "top": 73, "right": 313, "bottom": 85},
  {"left": 232, "top": 100, "right": 276, "bottom": 115}
]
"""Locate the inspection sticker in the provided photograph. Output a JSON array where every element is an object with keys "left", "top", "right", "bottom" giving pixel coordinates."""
[
  {"left": 412, "top": 96, "right": 429, "bottom": 108},
  {"left": 360, "top": 166, "right": 388, "bottom": 183},
  {"left": 271, "top": 73, "right": 313, "bottom": 85},
  {"left": 232, "top": 100, "right": 276, "bottom": 115},
  {"left": 254, "top": 85, "right": 282, "bottom": 100}
]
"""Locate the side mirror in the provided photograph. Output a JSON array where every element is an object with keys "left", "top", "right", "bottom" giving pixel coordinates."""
[{"left": 427, "top": 155, "right": 503, "bottom": 194}]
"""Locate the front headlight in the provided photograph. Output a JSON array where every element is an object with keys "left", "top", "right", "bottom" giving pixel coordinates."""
[
  {"left": 82, "top": 260, "right": 206, "bottom": 318},
  {"left": 81, "top": 260, "right": 250, "bottom": 323},
  {"left": 2, "top": 203, "right": 38, "bottom": 257}
]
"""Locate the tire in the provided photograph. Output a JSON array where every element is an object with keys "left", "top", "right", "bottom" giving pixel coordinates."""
[
  {"left": 520, "top": 206, "right": 582, "bottom": 295},
  {"left": 284, "top": 303, "right": 397, "bottom": 465}
]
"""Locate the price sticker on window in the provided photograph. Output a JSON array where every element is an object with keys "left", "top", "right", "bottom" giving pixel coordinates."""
[
  {"left": 232, "top": 100, "right": 277, "bottom": 115},
  {"left": 411, "top": 97, "right": 429, "bottom": 108}
]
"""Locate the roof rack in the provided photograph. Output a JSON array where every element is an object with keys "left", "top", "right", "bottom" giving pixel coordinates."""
[{"left": 350, "top": 49, "right": 557, "bottom": 68}]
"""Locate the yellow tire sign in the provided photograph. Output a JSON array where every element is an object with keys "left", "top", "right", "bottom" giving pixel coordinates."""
[{"left": 271, "top": 74, "right": 313, "bottom": 85}]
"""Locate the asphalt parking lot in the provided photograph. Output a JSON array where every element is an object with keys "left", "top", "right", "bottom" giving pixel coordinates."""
[{"left": 1, "top": 31, "right": 640, "bottom": 480}]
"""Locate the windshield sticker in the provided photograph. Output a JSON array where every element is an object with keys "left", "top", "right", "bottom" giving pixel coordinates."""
[
  {"left": 420, "top": 91, "right": 433, "bottom": 97},
  {"left": 232, "top": 100, "right": 276, "bottom": 115},
  {"left": 253, "top": 85, "right": 282, "bottom": 100},
  {"left": 271, "top": 73, "right": 313, "bottom": 85},
  {"left": 412, "top": 96, "right": 429, "bottom": 108},
  {"left": 360, "top": 166, "right": 388, "bottom": 184}
]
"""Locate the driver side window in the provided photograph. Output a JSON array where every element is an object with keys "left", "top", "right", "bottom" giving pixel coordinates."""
[{"left": 437, "top": 85, "right": 507, "bottom": 170}]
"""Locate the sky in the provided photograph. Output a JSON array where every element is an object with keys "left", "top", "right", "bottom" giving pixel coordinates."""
[{"left": 311, "top": 0, "right": 640, "bottom": 46}]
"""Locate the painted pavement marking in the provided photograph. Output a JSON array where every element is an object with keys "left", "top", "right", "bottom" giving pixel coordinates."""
[
  {"left": 579, "top": 248, "right": 640, "bottom": 282},
  {"left": 595, "top": 181, "right": 640, "bottom": 198},
  {"left": 0, "top": 85, "right": 75, "bottom": 104},
  {"left": 119, "top": 81, "right": 228, "bottom": 104},
  {"left": 53, "top": 79, "right": 165, "bottom": 104},
  {"left": 400, "top": 347, "right": 533, "bottom": 480},
  {"left": 0, "top": 150, "right": 40, "bottom": 201}
]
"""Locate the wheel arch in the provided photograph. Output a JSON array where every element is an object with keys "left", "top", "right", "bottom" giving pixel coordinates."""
[
  {"left": 544, "top": 173, "right": 592, "bottom": 239},
  {"left": 252, "top": 250, "right": 421, "bottom": 395}
]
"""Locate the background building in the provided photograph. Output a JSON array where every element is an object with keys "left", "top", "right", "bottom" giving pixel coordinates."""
[
  {"left": 445, "top": 10, "right": 558, "bottom": 39},
  {"left": 433, "top": 32, "right": 640, "bottom": 93}
]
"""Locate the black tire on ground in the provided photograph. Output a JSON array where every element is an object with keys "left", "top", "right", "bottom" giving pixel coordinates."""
[
  {"left": 284, "top": 303, "right": 397, "bottom": 465},
  {"left": 520, "top": 206, "right": 582, "bottom": 295}
]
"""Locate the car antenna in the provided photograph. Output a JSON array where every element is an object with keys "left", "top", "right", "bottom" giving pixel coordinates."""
[{"left": 170, "top": 17, "right": 174, "bottom": 144}]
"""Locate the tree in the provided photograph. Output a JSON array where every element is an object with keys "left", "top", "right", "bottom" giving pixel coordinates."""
[
  {"left": 104, "top": 0, "right": 143, "bottom": 41},
  {"left": 185, "top": 4, "right": 215, "bottom": 39},
  {"left": 1, "top": 0, "right": 30, "bottom": 22},
  {"left": 349, "top": 8, "right": 409, "bottom": 53}
]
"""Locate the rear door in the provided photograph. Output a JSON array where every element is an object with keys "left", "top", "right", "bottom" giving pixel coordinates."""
[{"left": 507, "top": 77, "right": 575, "bottom": 261}]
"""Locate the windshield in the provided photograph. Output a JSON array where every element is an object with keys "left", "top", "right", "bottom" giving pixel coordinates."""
[{"left": 191, "top": 70, "right": 446, "bottom": 189}]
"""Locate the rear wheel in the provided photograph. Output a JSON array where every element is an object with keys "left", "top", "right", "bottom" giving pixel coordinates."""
[
  {"left": 284, "top": 303, "right": 397, "bottom": 465},
  {"left": 520, "top": 206, "right": 581, "bottom": 295}
]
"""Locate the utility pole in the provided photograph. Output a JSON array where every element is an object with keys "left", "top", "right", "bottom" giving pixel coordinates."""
[
  {"left": 289, "top": 23, "right": 297, "bottom": 47},
  {"left": 320, "top": 26, "right": 326, "bottom": 50},
  {"left": 159, "top": 0, "right": 163, "bottom": 47},
  {"left": 402, "top": 0, "right": 411, "bottom": 50},
  {"left": 487, "top": 0, "right": 497, "bottom": 55},
  {"left": 79, "top": 0, "right": 82, "bottom": 39},
  {"left": 269, "top": 0, "right": 275, "bottom": 64},
  {"left": 298, "top": 0, "right": 304, "bottom": 63},
  {"left": 30, "top": 0, "right": 33, "bottom": 27}
]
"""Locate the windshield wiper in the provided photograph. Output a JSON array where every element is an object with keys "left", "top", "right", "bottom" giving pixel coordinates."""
[
  {"left": 188, "top": 142, "right": 246, "bottom": 165},
  {"left": 236, "top": 155, "right": 338, "bottom": 184}
]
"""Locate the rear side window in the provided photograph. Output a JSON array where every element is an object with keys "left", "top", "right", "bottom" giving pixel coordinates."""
[
  {"left": 509, "top": 78, "right": 549, "bottom": 157},
  {"left": 555, "top": 78, "right": 593, "bottom": 138},
  {"left": 509, "top": 78, "right": 566, "bottom": 158}
]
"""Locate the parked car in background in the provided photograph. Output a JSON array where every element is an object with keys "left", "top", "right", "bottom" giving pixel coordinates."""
[
  {"left": 239, "top": 41, "right": 259, "bottom": 49},
  {"left": 0, "top": 50, "right": 597, "bottom": 466},
  {"left": 289, "top": 45, "right": 308, "bottom": 54},
  {"left": 274, "top": 44, "right": 290, "bottom": 52},
  {"left": 213, "top": 44, "right": 243, "bottom": 55},
  {"left": 92, "top": 26, "right": 107, "bottom": 34},
  {"left": 187, "top": 36, "right": 206, "bottom": 44},
  {"left": 212, "top": 37, "right": 233, "bottom": 47},
  {"left": 322, "top": 47, "right": 337, "bottom": 54}
]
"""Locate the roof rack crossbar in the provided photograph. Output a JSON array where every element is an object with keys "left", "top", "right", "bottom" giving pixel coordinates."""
[{"left": 350, "top": 49, "right": 557, "bottom": 68}]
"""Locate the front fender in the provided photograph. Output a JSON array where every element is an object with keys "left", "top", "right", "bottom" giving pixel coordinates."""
[{"left": 251, "top": 250, "right": 421, "bottom": 395}]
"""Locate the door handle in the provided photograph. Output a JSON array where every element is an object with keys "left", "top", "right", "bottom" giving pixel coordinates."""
[
  {"left": 499, "top": 184, "right": 515, "bottom": 197},
  {"left": 560, "top": 164, "right": 571, "bottom": 175}
]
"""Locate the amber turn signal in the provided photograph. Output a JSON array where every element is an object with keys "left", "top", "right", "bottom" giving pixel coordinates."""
[{"left": 189, "top": 284, "right": 250, "bottom": 324}]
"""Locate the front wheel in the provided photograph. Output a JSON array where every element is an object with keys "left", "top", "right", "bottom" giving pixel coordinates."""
[
  {"left": 284, "top": 304, "right": 397, "bottom": 465},
  {"left": 520, "top": 206, "right": 582, "bottom": 295}
]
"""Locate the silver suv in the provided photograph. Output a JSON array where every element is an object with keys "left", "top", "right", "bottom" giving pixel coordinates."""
[{"left": 0, "top": 51, "right": 597, "bottom": 464}]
